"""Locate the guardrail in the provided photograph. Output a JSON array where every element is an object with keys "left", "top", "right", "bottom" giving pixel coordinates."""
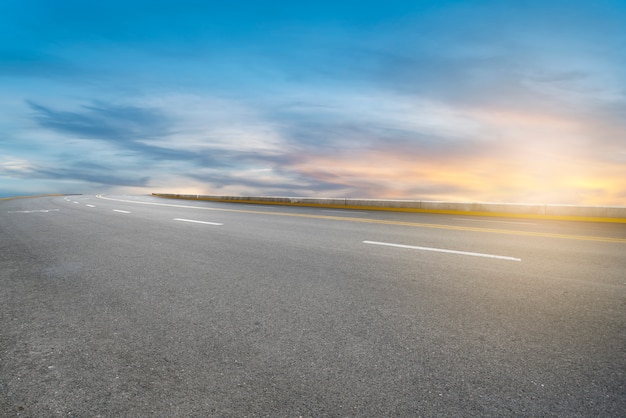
[{"left": 151, "top": 193, "right": 626, "bottom": 223}]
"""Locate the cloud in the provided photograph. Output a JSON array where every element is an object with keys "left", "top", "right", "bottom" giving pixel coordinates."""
[
  {"left": 21, "top": 98, "right": 298, "bottom": 191},
  {"left": 188, "top": 166, "right": 349, "bottom": 197},
  {"left": 1, "top": 156, "right": 149, "bottom": 188},
  {"left": 0, "top": 157, "right": 34, "bottom": 174},
  {"left": 27, "top": 100, "right": 170, "bottom": 143},
  {"left": 33, "top": 166, "right": 150, "bottom": 187},
  {"left": 256, "top": 0, "right": 626, "bottom": 125},
  {"left": 26, "top": 100, "right": 251, "bottom": 168},
  {"left": 20, "top": 83, "right": 626, "bottom": 204},
  {"left": 264, "top": 90, "right": 487, "bottom": 153}
]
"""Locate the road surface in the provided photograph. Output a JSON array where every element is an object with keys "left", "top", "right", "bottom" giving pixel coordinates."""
[{"left": 1, "top": 194, "right": 625, "bottom": 416}]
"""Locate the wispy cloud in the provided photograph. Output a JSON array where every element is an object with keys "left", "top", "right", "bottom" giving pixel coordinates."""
[
  {"left": 28, "top": 100, "right": 170, "bottom": 146},
  {"left": 33, "top": 166, "right": 150, "bottom": 188}
]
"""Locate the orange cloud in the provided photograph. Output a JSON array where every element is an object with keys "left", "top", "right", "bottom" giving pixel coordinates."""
[{"left": 291, "top": 144, "right": 626, "bottom": 205}]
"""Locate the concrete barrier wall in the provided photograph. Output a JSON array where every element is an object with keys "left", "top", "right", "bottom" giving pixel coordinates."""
[{"left": 152, "top": 193, "right": 626, "bottom": 222}]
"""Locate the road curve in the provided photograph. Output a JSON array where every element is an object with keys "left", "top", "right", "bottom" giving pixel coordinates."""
[{"left": 1, "top": 194, "right": 625, "bottom": 416}]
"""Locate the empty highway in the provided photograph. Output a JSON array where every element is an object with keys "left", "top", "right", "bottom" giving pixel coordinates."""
[{"left": 1, "top": 194, "right": 625, "bottom": 416}]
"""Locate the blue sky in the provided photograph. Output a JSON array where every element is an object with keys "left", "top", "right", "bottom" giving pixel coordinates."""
[{"left": 1, "top": 0, "right": 625, "bottom": 204}]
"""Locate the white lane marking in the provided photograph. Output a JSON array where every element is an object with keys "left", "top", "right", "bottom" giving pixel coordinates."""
[
  {"left": 98, "top": 195, "right": 208, "bottom": 209},
  {"left": 173, "top": 218, "right": 223, "bottom": 226},
  {"left": 86, "top": 204, "right": 96, "bottom": 208},
  {"left": 113, "top": 209, "right": 131, "bottom": 214},
  {"left": 321, "top": 210, "right": 369, "bottom": 214},
  {"left": 363, "top": 240, "right": 521, "bottom": 261},
  {"left": 453, "top": 218, "right": 536, "bottom": 225},
  {"left": 7, "top": 209, "right": 60, "bottom": 214},
  {"left": 73, "top": 201, "right": 79, "bottom": 204}
]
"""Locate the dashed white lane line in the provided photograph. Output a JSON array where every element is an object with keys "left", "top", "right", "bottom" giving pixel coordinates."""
[
  {"left": 86, "top": 204, "right": 96, "bottom": 208},
  {"left": 113, "top": 209, "right": 131, "bottom": 214},
  {"left": 363, "top": 240, "right": 521, "bottom": 261},
  {"left": 173, "top": 218, "right": 223, "bottom": 226},
  {"left": 453, "top": 218, "right": 536, "bottom": 225}
]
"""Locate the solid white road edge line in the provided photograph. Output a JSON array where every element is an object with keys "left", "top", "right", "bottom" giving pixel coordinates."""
[
  {"left": 113, "top": 209, "right": 131, "bottom": 214},
  {"left": 363, "top": 240, "right": 521, "bottom": 261},
  {"left": 173, "top": 218, "right": 223, "bottom": 226}
]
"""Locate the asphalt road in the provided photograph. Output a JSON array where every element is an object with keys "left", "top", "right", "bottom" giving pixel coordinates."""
[{"left": 1, "top": 194, "right": 625, "bottom": 416}]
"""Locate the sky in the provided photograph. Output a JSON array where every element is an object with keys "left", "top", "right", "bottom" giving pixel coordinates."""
[{"left": 1, "top": 0, "right": 625, "bottom": 205}]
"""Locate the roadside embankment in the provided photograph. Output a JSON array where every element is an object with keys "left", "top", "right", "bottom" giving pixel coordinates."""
[{"left": 151, "top": 193, "right": 626, "bottom": 223}]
